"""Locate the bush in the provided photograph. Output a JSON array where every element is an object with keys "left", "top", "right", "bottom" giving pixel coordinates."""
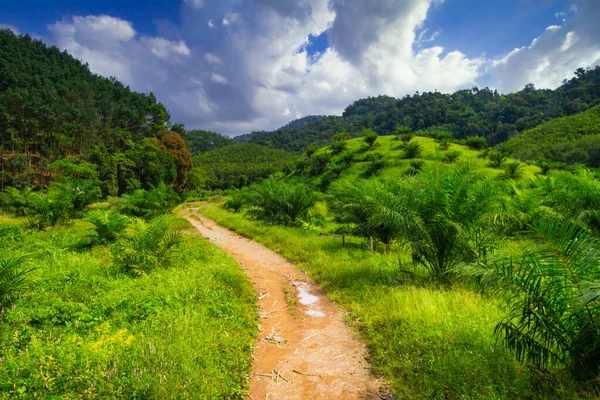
[
  {"left": 1, "top": 187, "right": 36, "bottom": 216},
  {"left": 364, "top": 153, "right": 386, "bottom": 176},
  {"left": 118, "top": 183, "right": 180, "bottom": 219},
  {"left": 438, "top": 140, "right": 451, "bottom": 151},
  {"left": 363, "top": 128, "right": 378, "bottom": 149},
  {"left": 329, "top": 140, "right": 347, "bottom": 155},
  {"left": 245, "top": 178, "right": 319, "bottom": 225},
  {"left": 442, "top": 150, "right": 462, "bottom": 163},
  {"left": 311, "top": 153, "right": 331, "bottom": 176},
  {"left": 84, "top": 211, "right": 130, "bottom": 244},
  {"left": 501, "top": 161, "right": 524, "bottom": 180},
  {"left": 462, "top": 219, "right": 600, "bottom": 382},
  {"left": 402, "top": 141, "right": 423, "bottom": 159},
  {"left": 464, "top": 136, "right": 487, "bottom": 150},
  {"left": 397, "top": 134, "right": 414, "bottom": 142},
  {"left": 28, "top": 190, "right": 74, "bottom": 229},
  {"left": 0, "top": 255, "right": 34, "bottom": 310},
  {"left": 224, "top": 189, "right": 248, "bottom": 212},
  {"left": 112, "top": 216, "right": 183, "bottom": 275}
]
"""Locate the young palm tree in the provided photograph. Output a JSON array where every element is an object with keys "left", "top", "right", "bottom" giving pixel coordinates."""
[
  {"left": 112, "top": 215, "right": 183, "bottom": 275},
  {"left": 461, "top": 219, "right": 600, "bottom": 381},
  {"left": 84, "top": 211, "right": 130, "bottom": 244},
  {"left": 1, "top": 187, "right": 36, "bottom": 216},
  {"left": 0, "top": 255, "right": 33, "bottom": 310},
  {"left": 402, "top": 142, "right": 423, "bottom": 159}
]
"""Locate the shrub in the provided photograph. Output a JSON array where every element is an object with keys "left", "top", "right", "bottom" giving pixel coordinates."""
[
  {"left": 502, "top": 161, "right": 524, "bottom": 180},
  {"left": 464, "top": 136, "right": 487, "bottom": 150},
  {"left": 0, "top": 255, "right": 34, "bottom": 310},
  {"left": 28, "top": 190, "right": 74, "bottom": 229},
  {"left": 461, "top": 219, "right": 600, "bottom": 382},
  {"left": 112, "top": 216, "right": 183, "bottom": 275},
  {"left": 364, "top": 153, "right": 386, "bottom": 176},
  {"left": 311, "top": 153, "right": 331, "bottom": 176},
  {"left": 224, "top": 190, "right": 248, "bottom": 212},
  {"left": 442, "top": 150, "right": 462, "bottom": 163},
  {"left": 488, "top": 144, "right": 513, "bottom": 168},
  {"left": 332, "top": 132, "right": 350, "bottom": 141},
  {"left": 363, "top": 128, "right": 378, "bottom": 149},
  {"left": 0, "top": 187, "right": 36, "bottom": 216},
  {"left": 329, "top": 140, "right": 347, "bottom": 155},
  {"left": 245, "top": 178, "right": 319, "bottom": 225},
  {"left": 304, "top": 145, "right": 319, "bottom": 158},
  {"left": 397, "top": 134, "right": 414, "bottom": 142},
  {"left": 438, "top": 140, "right": 451, "bottom": 151},
  {"left": 338, "top": 151, "right": 356, "bottom": 167},
  {"left": 118, "top": 183, "right": 181, "bottom": 219},
  {"left": 402, "top": 142, "right": 423, "bottom": 159},
  {"left": 84, "top": 211, "right": 130, "bottom": 244}
]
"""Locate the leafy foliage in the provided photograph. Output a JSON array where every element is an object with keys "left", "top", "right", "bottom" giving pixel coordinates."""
[
  {"left": 462, "top": 219, "right": 600, "bottom": 381},
  {"left": 401, "top": 141, "right": 424, "bottom": 159},
  {"left": 112, "top": 216, "right": 183, "bottom": 275},
  {"left": 181, "top": 129, "right": 234, "bottom": 155},
  {"left": 0, "top": 255, "right": 33, "bottom": 310},
  {"left": 157, "top": 130, "right": 193, "bottom": 193},
  {"left": 244, "top": 178, "right": 319, "bottom": 225},
  {"left": 1, "top": 187, "right": 36, "bottom": 216},
  {"left": 508, "top": 105, "right": 600, "bottom": 166},
  {"left": 118, "top": 183, "right": 181, "bottom": 220},
  {"left": 84, "top": 211, "right": 130, "bottom": 244},
  {"left": 191, "top": 143, "right": 296, "bottom": 190}
]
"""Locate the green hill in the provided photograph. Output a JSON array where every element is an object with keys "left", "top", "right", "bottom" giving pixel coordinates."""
[
  {"left": 237, "top": 67, "right": 600, "bottom": 152},
  {"left": 508, "top": 105, "right": 600, "bottom": 166},
  {"left": 190, "top": 143, "right": 296, "bottom": 190}
]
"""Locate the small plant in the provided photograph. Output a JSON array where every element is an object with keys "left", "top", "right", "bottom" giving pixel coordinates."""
[
  {"left": 363, "top": 128, "right": 378, "bottom": 150},
  {"left": 338, "top": 151, "right": 356, "bottom": 167},
  {"left": 397, "top": 134, "right": 414, "bottom": 142},
  {"left": 304, "top": 145, "right": 319, "bottom": 158},
  {"left": 84, "top": 211, "right": 130, "bottom": 244},
  {"left": 502, "top": 161, "right": 524, "bottom": 180},
  {"left": 332, "top": 132, "right": 350, "bottom": 141},
  {"left": 224, "top": 189, "right": 248, "bottom": 212},
  {"left": 118, "top": 183, "right": 181, "bottom": 219},
  {"left": 112, "top": 215, "right": 183, "bottom": 275},
  {"left": 329, "top": 140, "right": 347, "bottom": 155},
  {"left": 442, "top": 150, "right": 462, "bottom": 164},
  {"left": 311, "top": 153, "right": 331, "bottom": 176},
  {"left": 401, "top": 141, "right": 423, "bottom": 159},
  {"left": 488, "top": 144, "right": 513, "bottom": 168},
  {"left": 365, "top": 153, "right": 385, "bottom": 176},
  {"left": 1, "top": 187, "right": 36, "bottom": 216},
  {"left": 464, "top": 136, "right": 487, "bottom": 150},
  {"left": 28, "top": 190, "right": 74, "bottom": 229},
  {"left": 0, "top": 255, "right": 34, "bottom": 311},
  {"left": 438, "top": 140, "right": 451, "bottom": 151}
]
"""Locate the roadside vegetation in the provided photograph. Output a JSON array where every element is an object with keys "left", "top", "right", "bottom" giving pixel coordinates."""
[{"left": 202, "top": 134, "right": 600, "bottom": 399}]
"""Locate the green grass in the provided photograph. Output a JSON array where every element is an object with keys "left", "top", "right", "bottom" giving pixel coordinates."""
[
  {"left": 196, "top": 203, "right": 591, "bottom": 399},
  {"left": 318, "top": 136, "right": 540, "bottom": 182},
  {"left": 0, "top": 216, "right": 257, "bottom": 399}
]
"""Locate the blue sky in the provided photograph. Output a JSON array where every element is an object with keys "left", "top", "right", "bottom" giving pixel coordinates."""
[{"left": 1, "top": 0, "right": 598, "bottom": 135}]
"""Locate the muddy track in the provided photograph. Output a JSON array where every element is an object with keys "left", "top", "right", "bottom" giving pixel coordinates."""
[{"left": 180, "top": 208, "right": 384, "bottom": 400}]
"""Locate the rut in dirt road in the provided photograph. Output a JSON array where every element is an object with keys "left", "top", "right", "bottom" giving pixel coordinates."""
[{"left": 181, "top": 208, "right": 386, "bottom": 400}]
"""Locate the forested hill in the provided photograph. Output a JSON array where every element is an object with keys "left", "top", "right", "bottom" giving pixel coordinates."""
[
  {"left": 236, "top": 67, "right": 600, "bottom": 153},
  {"left": 509, "top": 104, "right": 600, "bottom": 166},
  {"left": 0, "top": 29, "right": 188, "bottom": 195}
]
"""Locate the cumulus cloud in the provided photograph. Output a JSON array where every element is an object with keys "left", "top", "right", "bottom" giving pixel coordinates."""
[
  {"left": 41, "top": 0, "right": 600, "bottom": 135},
  {"left": 491, "top": 0, "right": 600, "bottom": 92}
]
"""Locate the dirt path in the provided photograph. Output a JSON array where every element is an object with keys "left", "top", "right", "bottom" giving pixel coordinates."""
[{"left": 180, "top": 208, "right": 384, "bottom": 400}]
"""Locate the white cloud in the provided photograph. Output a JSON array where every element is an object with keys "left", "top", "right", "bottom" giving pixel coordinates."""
[
  {"left": 39, "top": 0, "right": 600, "bottom": 136},
  {"left": 0, "top": 24, "right": 19, "bottom": 34},
  {"left": 204, "top": 53, "right": 222, "bottom": 64},
  {"left": 490, "top": 0, "right": 600, "bottom": 92},
  {"left": 183, "top": 0, "right": 204, "bottom": 9},
  {"left": 211, "top": 72, "right": 228, "bottom": 84}
]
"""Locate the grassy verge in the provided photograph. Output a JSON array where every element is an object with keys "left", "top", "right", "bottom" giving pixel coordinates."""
[
  {"left": 196, "top": 203, "right": 590, "bottom": 399},
  {"left": 0, "top": 215, "right": 257, "bottom": 399}
]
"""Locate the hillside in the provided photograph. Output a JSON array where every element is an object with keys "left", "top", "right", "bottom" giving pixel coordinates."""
[
  {"left": 182, "top": 129, "right": 234, "bottom": 156},
  {"left": 508, "top": 105, "right": 600, "bottom": 166},
  {"left": 237, "top": 67, "right": 600, "bottom": 153},
  {"left": 0, "top": 29, "right": 188, "bottom": 195},
  {"left": 190, "top": 143, "right": 296, "bottom": 189}
]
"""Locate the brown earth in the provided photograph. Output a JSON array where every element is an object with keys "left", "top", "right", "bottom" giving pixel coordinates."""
[{"left": 180, "top": 208, "right": 386, "bottom": 400}]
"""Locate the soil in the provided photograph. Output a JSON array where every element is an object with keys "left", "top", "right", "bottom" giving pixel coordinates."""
[{"left": 180, "top": 208, "right": 386, "bottom": 400}]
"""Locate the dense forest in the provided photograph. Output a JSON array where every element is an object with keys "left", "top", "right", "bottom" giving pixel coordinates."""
[
  {"left": 237, "top": 67, "right": 600, "bottom": 153},
  {"left": 0, "top": 29, "right": 190, "bottom": 195}
]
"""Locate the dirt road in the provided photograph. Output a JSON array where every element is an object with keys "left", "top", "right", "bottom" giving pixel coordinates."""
[{"left": 181, "top": 208, "right": 384, "bottom": 400}]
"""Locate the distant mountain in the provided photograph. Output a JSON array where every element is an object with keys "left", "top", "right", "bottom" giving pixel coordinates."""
[
  {"left": 508, "top": 104, "right": 600, "bottom": 167},
  {"left": 236, "top": 67, "right": 600, "bottom": 153}
]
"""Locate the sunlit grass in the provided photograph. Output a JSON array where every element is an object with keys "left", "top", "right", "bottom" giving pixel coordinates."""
[{"left": 197, "top": 203, "right": 590, "bottom": 399}]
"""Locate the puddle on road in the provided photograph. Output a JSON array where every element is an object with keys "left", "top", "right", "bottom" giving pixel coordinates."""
[{"left": 292, "top": 281, "right": 326, "bottom": 317}]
